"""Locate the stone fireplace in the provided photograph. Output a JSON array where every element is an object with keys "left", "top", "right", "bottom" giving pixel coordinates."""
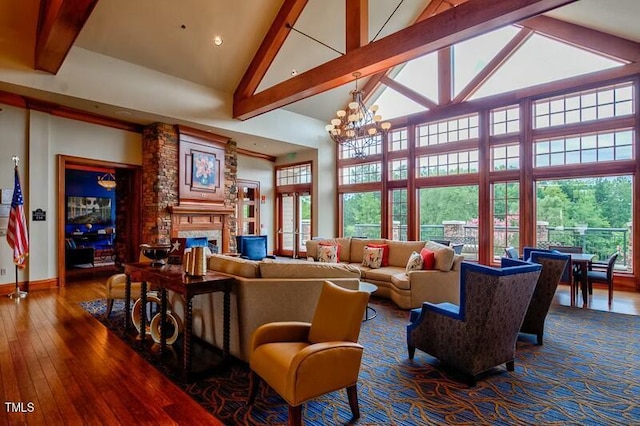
[{"left": 141, "top": 123, "right": 238, "bottom": 254}]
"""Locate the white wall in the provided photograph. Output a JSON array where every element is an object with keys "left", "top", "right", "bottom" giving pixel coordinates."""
[{"left": 0, "top": 104, "right": 142, "bottom": 285}]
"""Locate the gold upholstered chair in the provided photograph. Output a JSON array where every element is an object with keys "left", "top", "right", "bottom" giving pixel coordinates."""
[
  {"left": 104, "top": 250, "right": 153, "bottom": 318},
  {"left": 248, "top": 280, "right": 370, "bottom": 426}
]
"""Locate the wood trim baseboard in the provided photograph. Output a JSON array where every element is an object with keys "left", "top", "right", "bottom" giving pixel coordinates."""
[{"left": 0, "top": 278, "right": 59, "bottom": 296}]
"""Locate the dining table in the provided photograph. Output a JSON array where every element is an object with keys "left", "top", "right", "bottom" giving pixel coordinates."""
[{"left": 562, "top": 252, "right": 596, "bottom": 307}]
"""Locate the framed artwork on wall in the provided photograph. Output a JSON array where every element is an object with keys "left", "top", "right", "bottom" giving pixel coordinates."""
[{"left": 178, "top": 127, "right": 229, "bottom": 204}]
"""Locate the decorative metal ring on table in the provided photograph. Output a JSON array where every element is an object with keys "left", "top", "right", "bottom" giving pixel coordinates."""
[
  {"left": 149, "top": 310, "right": 183, "bottom": 345},
  {"left": 131, "top": 292, "right": 162, "bottom": 334}
]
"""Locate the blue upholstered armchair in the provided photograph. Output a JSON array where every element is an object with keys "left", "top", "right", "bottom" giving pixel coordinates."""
[
  {"left": 235, "top": 235, "right": 276, "bottom": 260},
  {"left": 406, "top": 258, "right": 542, "bottom": 385},
  {"left": 523, "top": 246, "right": 572, "bottom": 284},
  {"left": 520, "top": 251, "right": 569, "bottom": 345}
]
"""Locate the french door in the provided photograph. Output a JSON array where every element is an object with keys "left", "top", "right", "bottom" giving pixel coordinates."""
[{"left": 276, "top": 192, "right": 311, "bottom": 258}]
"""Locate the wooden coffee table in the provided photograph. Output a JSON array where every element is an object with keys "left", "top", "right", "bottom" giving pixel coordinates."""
[{"left": 359, "top": 281, "right": 378, "bottom": 321}]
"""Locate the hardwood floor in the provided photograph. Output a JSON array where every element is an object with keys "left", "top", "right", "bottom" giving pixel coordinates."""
[
  {"left": 0, "top": 272, "right": 221, "bottom": 426},
  {"left": 1, "top": 274, "right": 638, "bottom": 425}
]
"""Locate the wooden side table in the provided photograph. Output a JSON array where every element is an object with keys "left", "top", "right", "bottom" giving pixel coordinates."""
[{"left": 124, "top": 262, "right": 234, "bottom": 382}]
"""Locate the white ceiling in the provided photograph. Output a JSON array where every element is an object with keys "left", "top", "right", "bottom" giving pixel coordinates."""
[{"left": 2, "top": 0, "right": 640, "bottom": 156}]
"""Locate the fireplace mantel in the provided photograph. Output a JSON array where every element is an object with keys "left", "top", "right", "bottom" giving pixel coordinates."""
[{"left": 168, "top": 204, "right": 234, "bottom": 253}]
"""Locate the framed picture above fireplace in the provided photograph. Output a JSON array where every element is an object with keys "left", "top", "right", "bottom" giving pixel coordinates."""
[{"left": 178, "top": 128, "right": 229, "bottom": 204}]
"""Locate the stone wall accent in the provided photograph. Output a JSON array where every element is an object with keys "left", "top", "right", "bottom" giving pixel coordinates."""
[
  {"left": 225, "top": 140, "right": 238, "bottom": 251},
  {"left": 142, "top": 123, "right": 178, "bottom": 244}
]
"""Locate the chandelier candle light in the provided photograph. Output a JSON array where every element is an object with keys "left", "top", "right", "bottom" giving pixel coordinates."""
[{"left": 326, "top": 72, "right": 391, "bottom": 159}]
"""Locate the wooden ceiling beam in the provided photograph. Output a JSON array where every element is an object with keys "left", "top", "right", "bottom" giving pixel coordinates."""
[
  {"left": 381, "top": 75, "right": 438, "bottom": 109},
  {"left": 520, "top": 15, "right": 640, "bottom": 63},
  {"left": 35, "top": 0, "right": 99, "bottom": 74},
  {"left": 346, "top": 0, "right": 368, "bottom": 52},
  {"left": 416, "top": 0, "right": 469, "bottom": 23},
  {"left": 234, "top": 0, "right": 309, "bottom": 100},
  {"left": 234, "top": 0, "right": 577, "bottom": 120}
]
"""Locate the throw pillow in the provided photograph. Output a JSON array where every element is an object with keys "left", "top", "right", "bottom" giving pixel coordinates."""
[
  {"left": 420, "top": 248, "right": 436, "bottom": 270},
  {"left": 317, "top": 245, "right": 339, "bottom": 263},
  {"left": 366, "top": 243, "right": 389, "bottom": 266},
  {"left": 405, "top": 251, "right": 423, "bottom": 274},
  {"left": 362, "top": 246, "right": 384, "bottom": 269},
  {"left": 319, "top": 242, "right": 341, "bottom": 261},
  {"left": 425, "top": 241, "right": 456, "bottom": 272}
]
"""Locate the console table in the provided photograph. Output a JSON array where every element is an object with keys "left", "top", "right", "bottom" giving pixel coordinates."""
[{"left": 124, "top": 262, "right": 234, "bottom": 382}]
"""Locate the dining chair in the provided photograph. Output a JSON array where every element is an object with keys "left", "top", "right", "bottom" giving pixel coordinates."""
[
  {"left": 583, "top": 253, "right": 618, "bottom": 306},
  {"left": 504, "top": 246, "right": 519, "bottom": 259}
]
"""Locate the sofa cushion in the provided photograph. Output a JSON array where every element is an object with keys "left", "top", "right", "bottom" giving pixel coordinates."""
[
  {"left": 405, "top": 251, "right": 423, "bottom": 274},
  {"left": 362, "top": 246, "right": 383, "bottom": 269},
  {"left": 350, "top": 238, "right": 384, "bottom": 264},
  {"left": 317, "top": 245, "right": 339, "bottom": 263},
  {"left": 366, "top": 243, "right": 389, "bottom": 266},
  {"left": 390, "top": 273, "right": 411, "bottom": 290},
  {"left": 425, "top": 241, "right": 456, "bottom": 271},
  {"left": 260, "top": 261, "right": 360, "bottom": 279},
  {"left": 208, "top": 254, "right": 260, "bottom": 278},
  {"left": 386, "top": 240, "right": 428, "bottom": 268},
  {"left": 364, "top": 266, "right": 405, "bottom": 283}
]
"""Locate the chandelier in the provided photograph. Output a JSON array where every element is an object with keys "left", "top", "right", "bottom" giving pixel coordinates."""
[
  {"left": 325, "top": 72, "right": 391, "bottom": 159},
  {"left": 97, "top": 172, "right": 116, "bottom": 190}
]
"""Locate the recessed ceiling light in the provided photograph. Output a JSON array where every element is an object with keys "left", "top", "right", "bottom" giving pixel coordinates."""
[{"left": 213, "top": 35, "right": 223, "bottom": 46}]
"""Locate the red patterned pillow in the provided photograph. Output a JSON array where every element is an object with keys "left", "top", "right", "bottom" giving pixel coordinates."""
[
  {"left": 420, "top": 248, "right": 436, "bottom": 270},
  {"left": 366, "top": 243, "right": 389, "bottom": 266},
  {"left": 319, "top": 242, "right": 340, "bottom": 260}
]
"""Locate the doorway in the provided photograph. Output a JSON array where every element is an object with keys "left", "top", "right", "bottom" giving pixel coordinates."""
[
  {"left": 276, "top": 192, "right": 311, "bottom": 258},
  {"left": 57, "top": 155, "right": 142, "bottom": 287}
]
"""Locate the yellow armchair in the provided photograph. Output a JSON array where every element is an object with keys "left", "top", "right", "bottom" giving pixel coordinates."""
[{"left": 248, "top": 280, "right": 370, "bottom": 426}]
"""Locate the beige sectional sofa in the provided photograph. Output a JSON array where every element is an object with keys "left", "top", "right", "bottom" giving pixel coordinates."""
[
  {"left": 305, "top": 237, "right": 463, "bottom": 309},
  {"left": 170, "top": 255, "right": 361, "bottom": 362}
]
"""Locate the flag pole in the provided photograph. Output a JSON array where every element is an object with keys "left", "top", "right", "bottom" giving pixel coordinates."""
[
  {"left": 8, "top": 264, "right": 26, "bottom": 299},
  {"left": 7, "top": 155, "right": 27, "bottom": 299}
]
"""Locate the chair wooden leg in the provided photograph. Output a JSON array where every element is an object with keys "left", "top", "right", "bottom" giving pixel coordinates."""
[
  {"left": 288, "top": 404, "right": 302, "bottom": 426},
  {"left": 247, "top": 371, "right": 259, "bottom": 405},
  {"left": 105, "top": 299, "right": 114, "bottom": 318},
  {"left": 506, "top": 360, "right": 515, "bottom": 372},
  {"left": 608, "top": 284, "right": 613, "bottom": 306},
  {"left": 408, "top": 345, "right": 416, "bottom": 360},
  {"left": 347, "top": 385, "right": 360, "bottom": 419}
]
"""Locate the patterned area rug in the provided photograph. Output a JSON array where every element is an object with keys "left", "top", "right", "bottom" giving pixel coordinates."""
[{"left": 81, "top": 298, "right": 640, "bottom": 425}]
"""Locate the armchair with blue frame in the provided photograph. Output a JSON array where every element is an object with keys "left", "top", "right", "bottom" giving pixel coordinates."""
[
  {"left": 520, "top": 251, "right": 569, "bottom": 345},
  {"left": 235, "top": 235, "right": 276, "bottom": 261},
  {"left": 406, "top": 258, "right": 541, "bottom": 385}
]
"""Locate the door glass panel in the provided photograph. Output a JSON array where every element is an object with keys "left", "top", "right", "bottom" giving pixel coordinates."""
[
  {"left": 299, "top": 194, "right": 311, "bottom": 253},
  {"left": 281, "top": 195, "right": 295, "bottom": 252}
]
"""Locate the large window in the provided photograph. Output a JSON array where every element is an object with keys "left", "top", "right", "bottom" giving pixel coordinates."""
[
  {"left": 535, "top": 177, "right": 632, "bottom": 271},
  {"left": 336, "top": 23, "right": 638, "bottom": 284},
  {"left": 342, "top": 192, "right": 381, "bottom": 238},
  {"left": 418, "top": 186, "right": 479, "bottom": 260}
]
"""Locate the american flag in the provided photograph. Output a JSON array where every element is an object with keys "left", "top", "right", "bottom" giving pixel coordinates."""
[{"left": 6, "top": 166, "right": 29, "bottom": 268}]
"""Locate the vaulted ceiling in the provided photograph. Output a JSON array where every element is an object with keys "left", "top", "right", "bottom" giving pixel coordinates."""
[{"left": 1, "top": 0, "right": 640, "bottom": 156}]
